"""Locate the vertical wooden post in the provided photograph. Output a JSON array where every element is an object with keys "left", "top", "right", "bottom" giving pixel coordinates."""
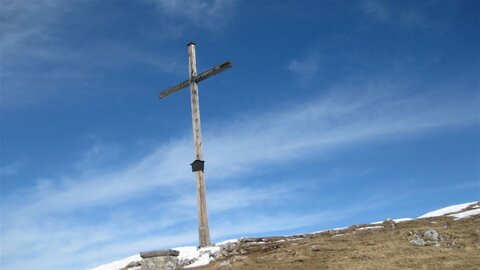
[
  {"left": 187, "top": 42, "right": 211, "bottom": 247},
  {"left": 159, "top": 42, "right": 231, "bottom": 248}
]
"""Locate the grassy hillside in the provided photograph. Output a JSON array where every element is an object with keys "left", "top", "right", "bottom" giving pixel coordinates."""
[{"left": 196, "top": 203, "right": 480, "bottom": 270}]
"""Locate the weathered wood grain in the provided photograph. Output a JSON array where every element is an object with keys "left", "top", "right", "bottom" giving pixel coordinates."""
[
  {"left": 159, "top": 61, "right": 232, "bottom": 99},
  {"left": 188, "top": 43, "right": 211, "bottom": 247},
  {"left": 158, "top": 42, "right": 231, "bottom": 247}
]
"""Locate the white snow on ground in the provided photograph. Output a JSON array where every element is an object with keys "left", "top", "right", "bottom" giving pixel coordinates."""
[
  {"left": 90, "top": 254, "right": 141, "bottom": 270},
  {"left": 310, "top": 226, "right": 347, "bottom": 235},
  {"left": 418, "top": 201, "right": 477, "bottom": 218},
  {"left": 90, "top": 241, "right": 236, "bottom": 270},
  {"left": 448, "top": 208, "right": 480, "bottom": 220},
  {"left": 393, "top": 218, "right": 413, "bottom": 223},
  {"left": 176, "top": 245, "right": 221, "bottom": 268},
  {"left": 357, "top": 225, "right": 383, "bottom": 231},
  {"left": 216, "top": 239, "right": 238, "bottom": 245},
  {"left": 370, "top": 218, "right": 413, "bottom": 224},
  {"left": 370, "top": 221, "right": 383, "bottom": 224}
]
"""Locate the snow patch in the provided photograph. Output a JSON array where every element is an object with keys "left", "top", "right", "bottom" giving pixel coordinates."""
[
  {"left": 216, "top": 239, "right": 238, "bottom": 245},
  {"left": 448, "top": 208, "right": 480, "bottom": 220},
  {"left": 181, "top": 246, "right": 220, "bottom": 268},
  {"left": 370, "top": 218, "right": 412, "bottom": 224},
  {"left": 393, "top": 218, "right": 413, "bottom": 223},
  {"left": 90, "top": 243, "right": 227, "bottom": 270},
  {"left": 418, "top": 202, "right": 477, "bottom": 218},
  {"left": 357, "top": 225, "right": 383, "bottom": 231},
  {"left": 89, "top": 254, "right": 141, "bottom": 270}
]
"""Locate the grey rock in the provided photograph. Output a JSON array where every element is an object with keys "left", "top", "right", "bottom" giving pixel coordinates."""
[
  {"left": 140, "top": 249, "right": 179, "bottom": 258},
  {"left": 177, "top": 257, "right": 196, "bottom": 268},
  {"left": 220, "top": 242, "right": 239, "bottom": 256},
  {"left": 141, "top": 256, "right": 177, "bottom": 270},
  {"left": 424, "top": 229, "right": 439, "bottom": 242},
  {"left": 409, "top": 235, "right": 426, "bottom": 246},
  {"left": 409, "top": 229, "right": 445, "bottom": 247},
  {"left": 139, "top": 250, "right": 179, "bottom": 270}
]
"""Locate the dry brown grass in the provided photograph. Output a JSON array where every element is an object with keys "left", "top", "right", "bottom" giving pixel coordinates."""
[{"left": 195, "top": 213, "right": 480, "bottom": 270}]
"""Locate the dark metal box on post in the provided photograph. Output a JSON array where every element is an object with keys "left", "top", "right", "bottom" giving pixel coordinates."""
[{"left": 190, "top": 160, "right": 205, "bottom": 172}]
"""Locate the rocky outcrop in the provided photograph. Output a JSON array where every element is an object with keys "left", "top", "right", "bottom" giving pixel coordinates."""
[{"left": 407, "top": 229, "right": 456, "bottom": 247}]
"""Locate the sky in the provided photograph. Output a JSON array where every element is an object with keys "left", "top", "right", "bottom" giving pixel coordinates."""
[{"left": 0, "top": 0, "right": 479, "bottom": 269}]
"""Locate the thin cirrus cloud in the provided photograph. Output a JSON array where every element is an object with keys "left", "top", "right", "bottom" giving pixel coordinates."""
[
  {"left": 0, "top": 159, "right": 25, "bottom": 177},
  {"left": 0, "top": 0, "right": 236, "bottom": 111},
  {"left": 287, "top": 51, "right": 321, "bottom": 82},
  {"left": 0, "top": 0, "right": 67, "bottom": 52},
  {"left": 360, "top": 0, "right": 433, "bottom": 29},
  {"left": 149, "top": 0, "right": 237, "bottom": 33},
  {"left": 3, "top": 77, "right": 478, "bottom": 218},
  {"left": 1, "top": 76, "right": 479, "bottom": 269}
]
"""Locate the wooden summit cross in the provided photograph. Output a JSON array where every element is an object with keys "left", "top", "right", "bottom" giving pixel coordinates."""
[{"left": 159, "top": 42, "right": 232, "bottom": 247}]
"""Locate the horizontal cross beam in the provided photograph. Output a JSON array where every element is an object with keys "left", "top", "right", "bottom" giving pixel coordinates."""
[{"left": 159, "top": 61, "right": 232, "bottom": 99}]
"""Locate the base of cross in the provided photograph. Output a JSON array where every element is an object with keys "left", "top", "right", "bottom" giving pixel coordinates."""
[
  {"left": 139, "top": 249, "right": 179, "bottom": 270},
  {"left": 190, "top": 160, "right": 205, "bottom": 172}
]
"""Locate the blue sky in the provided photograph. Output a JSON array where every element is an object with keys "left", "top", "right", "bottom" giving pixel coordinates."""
[{"left": 1, "top": 0, "right": 479, "bottom": 269}]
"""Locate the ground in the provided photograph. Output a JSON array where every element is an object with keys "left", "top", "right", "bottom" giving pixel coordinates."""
[{"left": 194, "top": 205, "right": 480, "bottom": 270}]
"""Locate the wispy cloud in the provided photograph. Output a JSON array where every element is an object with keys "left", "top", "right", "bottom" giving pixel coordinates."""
[
  {"left": 0, "top": 0, "right": 239, "bottom": 112},
  {"left": 360, "top": 0, "right": 436, "bottom": 29},
  {"left": 0, "top": 159, "right": 25, "bottom": 177},
  {"left": 0, "top": 1, "right": 184, "bottom": 111},
  {"left": 1, "top": 77, "right": 478, "bottom": 269},
  {"left": 148, "top": 0, "right": 237, "bottom": 34},
  {"left": 0, "top": 0, "right": 66, "bottom": 109},
  {"left": 0, "top": 0, "right": 67, "bottom": 53},
  {"left": 362, "top": 0, "right": 391, "bottom": 21},
  {"left": 0, "top": 0, "right": 239, "bottom": 110},
  {"left": 287, "top": 50, "right": 321, "bottom": 83}
]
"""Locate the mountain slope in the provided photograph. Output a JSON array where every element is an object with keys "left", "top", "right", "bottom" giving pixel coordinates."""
[
  {"left": 199, "top": 201, "right": 480, "bottom": 270},
  {"left": 92, "top": 201, "right": 480, "bottom": 270}
]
